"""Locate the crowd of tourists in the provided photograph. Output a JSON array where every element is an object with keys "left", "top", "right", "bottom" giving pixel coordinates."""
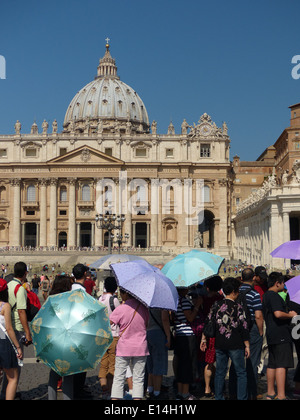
[{"left": 0, "top": 260, "right": 300, "bottom": 400}]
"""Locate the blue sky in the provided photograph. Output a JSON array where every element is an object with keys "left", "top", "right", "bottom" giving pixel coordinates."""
[{"left": 0, "top": 0, "right": 299, "bottom": 161}]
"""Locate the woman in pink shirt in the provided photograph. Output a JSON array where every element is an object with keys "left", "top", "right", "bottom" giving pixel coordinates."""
[{"left": 110, "top": 288, "right": 149, "bottom": 400}]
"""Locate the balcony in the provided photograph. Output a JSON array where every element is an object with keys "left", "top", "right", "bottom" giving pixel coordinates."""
[
  {"left": 22, "top": 201, "right": 39, "bottom": 209},
  {"left": 77, "top": 200, "right": 94, "bottom": 209}
]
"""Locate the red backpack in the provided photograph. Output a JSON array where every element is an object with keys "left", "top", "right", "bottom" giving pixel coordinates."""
[{"left": 14, "top": 284, "right": 42, "bottom": 322}]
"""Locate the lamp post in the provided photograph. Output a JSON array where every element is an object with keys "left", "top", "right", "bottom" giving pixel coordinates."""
[
  {"left": 95, "top": 213, "right": 126, "bottom": 254},
  {"left": 114, "top": 232, "right": 130, "bottom": 253}
]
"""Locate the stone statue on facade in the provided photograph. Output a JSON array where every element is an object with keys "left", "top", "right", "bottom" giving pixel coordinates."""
[
  {"left": 14, "top": 120, "right": 21, "bottom": 135},
  {"left": 151, "top": 120, "right": 157, "bottom": 135},
  {"left": 194, "top": 231, "right": 203, "bottom": 248},
  {"left": 126, "top": 120, "right": 132, "bottom": 135},
  {"left": 168, "top": 121, "right": 175, "bottom": 135},
  {"left": 281, "top": 170, "right": 289, "bottom": 185},
  {"left": 52, "top": 119, "right": 58, "bottom": 134},
  {"left": 42, "top": 119, "right": 48, "bottom": 135},
  {"left": 181, "top": 119, "right": 189, "bottom": 135}
]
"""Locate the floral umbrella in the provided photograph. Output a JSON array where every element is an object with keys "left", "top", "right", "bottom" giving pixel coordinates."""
[
  {"left": 30, "top": 289, "right": 113, "bottom": 376},
  {"left": 161, "top": 249, "right": 224, "bottom": 288}
]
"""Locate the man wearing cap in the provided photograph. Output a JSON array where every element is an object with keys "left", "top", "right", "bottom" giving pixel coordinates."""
[{"left": 254, "top": 266, "right": 268, "bottom": 302}]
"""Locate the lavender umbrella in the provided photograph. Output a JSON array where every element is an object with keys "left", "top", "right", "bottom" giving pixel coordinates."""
[
  {"left": 109, "top": 260, "right": 178, "bottom": 312},
  {"left": 270, "top": 240, "right": 300, "bottom": 259},
  {"left": 285, "top": 275, "right": 300, "bottom": 305}
]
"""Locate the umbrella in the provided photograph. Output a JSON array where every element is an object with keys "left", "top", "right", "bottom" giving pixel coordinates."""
[
  {"left": 89, "top": 254, "right": 145, "bottom": 270},
  {"left": 270, "top": 240, "right": 300, "bottom": 259},
  {"left": 30, "top": 289, "right": 113, "bottom": 376},
  {"left": 285, "top": 275, "right": 300, "bottom": 305},
  {"left": 110, "top": 259, "right": 178, "bottom": 312},
  {"left": 161, "top": 249, "right": 224, "bottom": 288}
]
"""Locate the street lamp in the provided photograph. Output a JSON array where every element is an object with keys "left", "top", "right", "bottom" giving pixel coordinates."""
[
  {"left": 114, "top": 232, "right": 130, "bottom": 253},
  {"left": 95, "top": 213, "right": 126, "bottom": 254}
]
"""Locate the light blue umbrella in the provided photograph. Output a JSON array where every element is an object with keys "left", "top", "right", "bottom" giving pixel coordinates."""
[
  {"left": 30, "top": 289, "right": 113, "bottom": 376},
  {"left": 89, "top": 254, "right": 145, "bottom": 270},
  {"left": 161, "top": 249, "right": 224, "bottom": 288},
  {"left": 110, "top": 259, "right": 178, "bottom": 312}
]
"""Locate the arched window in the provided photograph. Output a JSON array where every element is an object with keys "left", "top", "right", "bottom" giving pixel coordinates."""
[
  {"left": 27, "top": 184, "right": 36, "bottom": 202},
  {"left": 60, "top": 186, "right": 67, "bottom": 202},
  {"left": 82, "top": 184, "right": 90, "bottom": 201}
]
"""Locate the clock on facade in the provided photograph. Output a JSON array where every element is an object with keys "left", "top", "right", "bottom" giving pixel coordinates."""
[{"left": 199, "top": 124, "right": 212, "bottom": 136}]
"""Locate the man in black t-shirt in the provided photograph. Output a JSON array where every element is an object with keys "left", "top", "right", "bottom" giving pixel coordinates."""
[
  {"left": 262, "top": 272, "right": 298, "bottom": 400},
  {"left": 31, "top": 274, "right": 41, "bottom": 295}
]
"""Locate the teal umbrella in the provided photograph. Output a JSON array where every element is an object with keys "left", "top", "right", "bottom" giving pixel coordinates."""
[
  {"left": 30, "top": 289, "right": 113, "bottom": 377},
  {"left": 161, "top": 250, "right": 224, "bottom": 288}
]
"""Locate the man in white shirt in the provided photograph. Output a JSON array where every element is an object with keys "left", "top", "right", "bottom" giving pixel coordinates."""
[{"left": 71, "top": 264, "right": 88, "bottom": 291}]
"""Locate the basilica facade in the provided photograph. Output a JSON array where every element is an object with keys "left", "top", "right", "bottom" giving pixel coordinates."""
[{"left": 0, "top": 43, "right": 232, "bottom": 257}]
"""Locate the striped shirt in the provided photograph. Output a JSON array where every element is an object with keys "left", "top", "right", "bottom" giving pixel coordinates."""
[
  {"left": 239, "top": 283, "right": 263, "bottom": 321},
  {"left": 174, "top": 296, "right": 195, "bottom": 336}
]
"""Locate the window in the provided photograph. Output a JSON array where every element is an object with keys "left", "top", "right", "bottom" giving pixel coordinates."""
[
  {"left": 60, "top": 148, "right": 67, "bottom": 156},
  {"left": 135, "top": 148, "right": 147, "bottom": 157},
  {"left": 204, "top": 185, "right": 210, "bottom": 202},
  {"left": 82, "top": 184, "right": 91, "bottom": 201},
  {"left": 0, "top": 149, "right": 7, "bottom": 158},
  {"left": 166, "top": 148, "right": 174, "bottom": 158},
  {"left": 25, "top": 148, "right": 37, "bottom": 157},
  {"left": 26, "top": 210, "right": 35, "bottom": 216},
  {"left": 60, "top": 186, "right": 67, "bottom": 202},
  {"left": 27, "top": 185, "right": 36, "bottom": 202},
  {"left": 236, "top": 197, "right": 240, "bottom": 205},
  {"left": 59, "top": 210, "right": 67, "bottom": 216},
  {"left": 295, "top": 142, "right": 300, "bottom": 150},
  {"left": 105, "top": 148, "right": 112, "bottom": 156},
  {"left": 200, "top": 144, "right": 210, "bottom": 158}
]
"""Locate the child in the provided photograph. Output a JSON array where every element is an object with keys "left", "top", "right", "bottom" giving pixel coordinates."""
[{"left": 110, "top": 288, "right": 149, "bottom": 400}]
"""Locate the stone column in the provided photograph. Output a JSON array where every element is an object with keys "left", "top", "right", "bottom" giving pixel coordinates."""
[
  {"left": 76, "top": 222, "right": 80, "bottom": 247},
  {"left": 150, "top": 179, "right": 159, "bottom": 247},
  {"left": 282, "top": 211, "right": 290, "bottom": 243},
  {"left": 49, "top": 178, "right": 58, "bottom": 247},
  {"left": 10, "top": 178, "right": 21, "bottom": 247},
  {"left": 217, "top": 179, "right": 228, "bottom": 249},
  {"left": 68, "top": 178, "right": 77, "bottom": 249},
  {"left": 95, "top": 178, "right": 103, "bottom": 247},
  {"left": 146, "top": 221, "right": 150, "bottom": 248},
  {"left": 39, "top": 179, "right": 48, "bottom": 247}
]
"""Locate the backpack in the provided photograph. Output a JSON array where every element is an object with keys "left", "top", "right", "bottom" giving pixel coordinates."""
[
  {"left": 14, "top": 284, "right": 42, "bottom": 322},
  {"left": 109, "top": 295, "right": 116, "bottom": 312}
]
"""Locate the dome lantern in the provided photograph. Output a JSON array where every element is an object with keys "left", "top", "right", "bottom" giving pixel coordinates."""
[{"left": 96, "top": 39, "right": 118, "bottom": 80}]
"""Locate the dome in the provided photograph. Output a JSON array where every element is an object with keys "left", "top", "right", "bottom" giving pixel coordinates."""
[{"left": 63, "top": 43, "right": 149, "bottom": 134}]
